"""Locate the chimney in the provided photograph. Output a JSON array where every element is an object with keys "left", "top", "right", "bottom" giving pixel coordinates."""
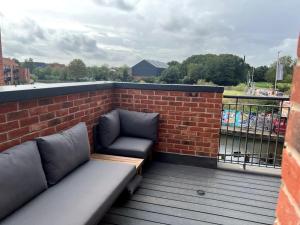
[{"left": 0, "top": 30, "right": 4, "bottom": 85}]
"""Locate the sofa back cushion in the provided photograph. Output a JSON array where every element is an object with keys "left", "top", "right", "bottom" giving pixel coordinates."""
[
  {"left": 37, "top": 122, "right": 90, "bottom": 186},
  {"left": 0, "top": 141, "right": 47, "bottom": 220},
  {"left": 118, "top": 109, "right": 159, "bottom": 141},
  {"left": 98, "top": 110, "right": 120, "bottom": 147}
]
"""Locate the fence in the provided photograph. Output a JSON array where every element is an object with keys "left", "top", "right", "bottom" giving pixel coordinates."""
[{"left": 219, "top": 95, "right": 290, "bottom": 169}]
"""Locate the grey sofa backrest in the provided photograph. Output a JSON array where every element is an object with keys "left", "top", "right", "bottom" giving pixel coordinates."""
[
  {"left": 0, "top": 141, "right": 48, "bottom": 220},
  {"left": 36, "top": 122, "right": 90, "bottom": 186},
  {"left": 118, "top": 109, "right": 159, "bottom": 142},
  {"left": 98, "top": 110, "right": 120, "bottom": 148}
]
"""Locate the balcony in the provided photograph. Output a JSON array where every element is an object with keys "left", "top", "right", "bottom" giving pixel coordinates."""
[
  {"left": 100, "top": 162, "right": 280, "bottom": 225},
  {"left": 0, "top": 76, "right": 298, "bottom": 224}
]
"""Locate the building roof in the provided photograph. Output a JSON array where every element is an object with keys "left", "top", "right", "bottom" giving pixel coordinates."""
[
  {"left": 144, "top": 59, "right": 168, "bottom": 69},
  {"left": 3, "top": 58, "right": 19, "bottom": 67}
]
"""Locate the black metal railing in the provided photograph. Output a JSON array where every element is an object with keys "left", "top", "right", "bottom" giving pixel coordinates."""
[{"left": 219, "top": 95, "right": 290, "bottom": 169}]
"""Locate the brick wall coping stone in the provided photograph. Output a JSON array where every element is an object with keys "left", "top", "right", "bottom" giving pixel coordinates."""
[
  {"left": 0, "top": 81, "right": 224, "bottom": 103},
  {"left": 113, "top": 82, "right": 224, "bottom": 93}
]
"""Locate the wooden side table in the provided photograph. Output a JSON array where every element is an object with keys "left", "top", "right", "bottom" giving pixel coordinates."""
[{"left": 91, "top": 153, "right": 144, "bottom": 175}]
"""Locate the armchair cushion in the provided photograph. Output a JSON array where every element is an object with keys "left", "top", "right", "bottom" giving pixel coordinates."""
[
  {"left": 36, "top": 122, "right": 90, "bottom": 186},
  {"left": 105, "top": 136, "right": 153, "bottom": 159},
  {"left": 98, "top": 110, "right": 120, "bottom": 147},
  {"left": 118, "top": 109, "right": 159, "bottom": 141},
  {"left": 0, "top": 141, "right": 47, "bottom": 220}
]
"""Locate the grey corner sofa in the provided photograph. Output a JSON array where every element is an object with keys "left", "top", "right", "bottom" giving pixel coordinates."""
[
  {"left": 0, "top": 122, "right": 136, "bottom": 225},
  {"left": 94, "top": 109, "right": 159, "bottom": 159}
]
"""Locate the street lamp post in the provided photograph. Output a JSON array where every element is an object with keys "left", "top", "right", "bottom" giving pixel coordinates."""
[{"left": 274, "top": 51, "right": 281, "bottom": 92}]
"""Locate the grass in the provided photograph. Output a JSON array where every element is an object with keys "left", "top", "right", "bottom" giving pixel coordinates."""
[
  {"left": 223, "top": 82, "right": 276, "bottom": 96},
  {"left": 255, "top": 82, "right": 273, "bottom": 88},
  {"left": 224, "top": 83, "right": 247, "bottom": 96},
  {"left": 223, "top": 89, "right": 245, "bottom": 96}
]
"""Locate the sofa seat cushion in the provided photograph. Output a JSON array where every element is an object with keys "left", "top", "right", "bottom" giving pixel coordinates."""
[
  {"left": 0, "top": 160, "right": 135, "bottom": 225},
  {"left": 105, "top": 136, "right": 153, "bottom": 159},
  {"left": 0, "top": 141, "right": 47, "bottom": 221},
  {"left": 37, "top": 122, "right": 90, "bottom": 186}
]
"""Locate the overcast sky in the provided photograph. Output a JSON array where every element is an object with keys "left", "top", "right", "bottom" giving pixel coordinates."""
[{"left": 0, "top": 0, "right": 299, "bottom": 67}]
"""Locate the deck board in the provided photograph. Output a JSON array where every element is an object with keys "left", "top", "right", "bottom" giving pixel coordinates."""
[{"left": 100, "top": 162, "right": 280, "bottom": 225}]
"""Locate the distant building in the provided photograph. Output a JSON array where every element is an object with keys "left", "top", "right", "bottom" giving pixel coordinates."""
[
  {"left": 3, "top": 58, "right": 19, "bottom": 85},
  {"left": 33, "top": 62, "right": 65, "bottom": 70},
  {"left": 131, "top": 59, "right": 168, "bottom": 78},
  {"left": 33, "top": 62, "right": 48, "bottom": 68},
  {"left": 3, "top": 58, "right": 31, "bottom": 85},
  {"left": 19, "top": 67, "right": 31, "bottom": 84},
  {"left": 48, "top": 63, "right": 66, "bottom": 69}
]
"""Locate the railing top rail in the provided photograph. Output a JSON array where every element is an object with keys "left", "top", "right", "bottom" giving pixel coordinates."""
[
  {"left": 223, "top": 103, "right": 291, "bottom": 108},
  {"left": 223, "top": 95, "right": 290, "bottom": 101}
]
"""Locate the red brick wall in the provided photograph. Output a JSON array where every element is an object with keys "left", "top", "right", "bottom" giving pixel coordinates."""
[
  {"left": 0, "top": 85, "right": 222, "bottom": 159},
  {"left": 113, "top": 88, "right": 222, "bottom": 158},
  {"left": 275, "top": 36, "right": 300, "bottom": 225},
  {"left": 0, "top": 89, "right": 113, "bottom": 151}
]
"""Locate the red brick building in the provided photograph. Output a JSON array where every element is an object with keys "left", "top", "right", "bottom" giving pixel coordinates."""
[
  {"left": 3, "top": 58, "right": 19, "bottom": 85},
  {"left": 275, "top": 35, "right": 300, "bottom": 225},
  {"left": 3, "top": 58, "right": 31, "bottom": 85}
]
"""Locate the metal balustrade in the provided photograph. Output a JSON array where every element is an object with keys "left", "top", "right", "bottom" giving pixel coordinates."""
[{"left": 219, "top": 95, "right": 290, "bottom": 169}]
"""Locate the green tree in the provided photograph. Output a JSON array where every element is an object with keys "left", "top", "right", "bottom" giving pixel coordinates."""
[
  {"left": 180, "top": 54, "right": 248, "bottom": 86},
  {"left": 186, "top": 63, "right": 205, "bottom": 84},
  {"left": 265, "top": 55, "right": 295, "bottom": 84},
  {"left": 60, "top": 67, "right": 69, "bottom": 81},
  {"left": 206, "top": 54, "right": 248, "bottom": 86},
  {"left": 167, "top": 60, "right": 180, "bottom": 67},
  {"left": 181, "top": 76, "right": 194, "bottom": 84},
  {"left": 22, "top": 58, "right": 35, "bottom": 73},
  {"left": 32, "top": 66, "right": 52, "bottom": 80},
  {"left": 68, "top": 59, "right": 87, "bottom": 81},
  {"left": 160, "top": 65, "right": 182, "bottom": 84},
  {"left": 118, "top": 65, "right": 132, "bottom": 82},
  {"left": 265, "top": 67, "right": 276, "bottom": 83},
  {"left": 253, "top": 66, "right": 268, "bottom": 82},
  {"left": 51, "top": 68, "right": 61, "bottom": 80},
  {"left": 87, "top": 66, "right": 108, "bottom": 81},
  {"left": 103, "top": 65, "right": 133, "bottom": 82}
]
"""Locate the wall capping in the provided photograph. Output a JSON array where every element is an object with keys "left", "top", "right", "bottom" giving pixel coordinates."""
[
  {"left": 113, "top": 82, "right": 224, "bottom": 93},
  {"left": 0, "top": 81, "right": 224, "bottom": 103},
  {"left": 0, "top": 82, "right": 114, "bottom": 103}
]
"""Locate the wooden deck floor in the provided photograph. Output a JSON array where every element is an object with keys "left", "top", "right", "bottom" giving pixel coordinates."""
[{"left": 100, "top": 162, "right": 281, "bottom": 225}]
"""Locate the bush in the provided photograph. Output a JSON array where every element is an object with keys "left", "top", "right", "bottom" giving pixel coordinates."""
[
  {"left": 231, "top": 83, "right": 247, "bottom": 91},
  {"left": 277, "top": 83, "right": 291, "bottom": 92},
  {"left": 143, "top": 77, "right": 160, "bottom": 83},
  {"left": 255, "top": 82, "right": 273, "bottom": 88},
  {"left": 196, "top": 79, "right": 215, "bottom": 86},
  {"left": 182, "top": 76, "right": 194, "bottom": 84},
  {"left": 30, "top": 74, "right": 38, "bottom": 82}
]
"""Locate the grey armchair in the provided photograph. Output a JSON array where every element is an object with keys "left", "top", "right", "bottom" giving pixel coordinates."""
[{"left": 94, "top": 109, "right": 159, "bottom": 159}]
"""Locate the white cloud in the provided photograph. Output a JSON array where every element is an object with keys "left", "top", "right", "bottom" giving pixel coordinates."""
[
  {"left": 270, "top": 38, "right": 298, "bottom": 55},
  {"left": 93, "top": 0, "right": 141, "bottom": 11},
  {"left": 0, "top": 0, "right": 299, "bottom": 66}
]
